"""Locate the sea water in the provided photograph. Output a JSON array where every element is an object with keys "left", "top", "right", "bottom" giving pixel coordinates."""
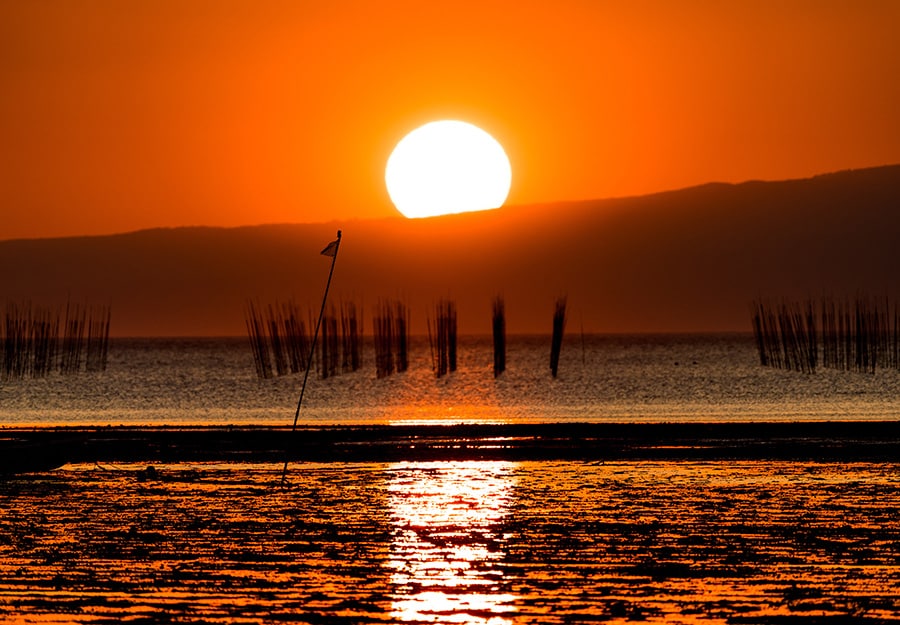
[{"left": 2, "top": 333, "right": 899, "bottom": 426}]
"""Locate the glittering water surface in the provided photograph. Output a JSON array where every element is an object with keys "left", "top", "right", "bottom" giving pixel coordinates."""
[
  {"left": 388, "top": 461, "right": 517, "bottom": 623},
  {"left": 2, "top": 334, "right": 900, "bottom": 425},
  {"left": 1, "top": 460, "right": 899, "bottom": 624}
]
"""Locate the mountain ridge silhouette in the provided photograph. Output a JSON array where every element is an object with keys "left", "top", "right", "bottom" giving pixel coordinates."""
[{"left": 2, "top": 164, "right": 898, "bottom": 336}]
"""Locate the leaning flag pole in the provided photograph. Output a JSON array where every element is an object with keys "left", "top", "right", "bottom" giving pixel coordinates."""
[{"left": 281, "top": 230, "right": 342, "bottom": 485}]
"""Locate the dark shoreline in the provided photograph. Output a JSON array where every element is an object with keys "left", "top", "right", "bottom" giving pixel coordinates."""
[{"left": 2, "top": 421, "right": 899, "bottom": 467}]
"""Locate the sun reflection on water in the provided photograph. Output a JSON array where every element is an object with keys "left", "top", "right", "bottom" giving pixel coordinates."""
[{"left": 387, "top": 461, "right": 517, "bottom": 624}]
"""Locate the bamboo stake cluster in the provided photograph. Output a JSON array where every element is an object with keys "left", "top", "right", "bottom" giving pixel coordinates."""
[
  {"left": 752, "top": 295, "right": 900, "bottom": 374},
  {"left": 319, "top": 307, "right": 340, "bottom": 379},
  {"left": 492, "top": 296, "right": 506, "bottom": 378},
  {"left": 245, "top": 300, "right": 311, "bottom": 380},
  {"left": 428, "top": 299, "right": 457, "bottom": 378},
  {"left": 84, "top": 305, "right": 113, "bottom": 372},
  {"left": 821, "top": 295, "right": 900, "bottom": 372},
  {"left": 246, "top": 295, "right": 585, "bottom": 380},
  {"left": 320, "top": 302, "right": 364, "bottom": 379},
  {"left": 372, "top": 300, "right": 409, "bottom": 378},
  {"left": 550, "top": 296, "right": 567, "bottom": 378},
  {"left": 2, "top": 300, "right": 111, "bottom": 380},
  {"left": 245, "top": 299, "right": 363, "bottom": 380},
  {"left": 750, "top": 299, "right": 818, "bottom": 373},
  {"left": 340, "top": 302, "right": 362, "bottom": 374}
]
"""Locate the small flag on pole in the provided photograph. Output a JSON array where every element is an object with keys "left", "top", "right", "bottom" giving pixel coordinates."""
[{"left": 320, "top": 234, "right": 340, "bottom": 257}]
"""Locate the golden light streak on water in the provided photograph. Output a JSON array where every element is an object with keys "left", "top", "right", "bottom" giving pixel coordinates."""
[{"left": 387, "top": 461, "right": 517, "bottom": 624}]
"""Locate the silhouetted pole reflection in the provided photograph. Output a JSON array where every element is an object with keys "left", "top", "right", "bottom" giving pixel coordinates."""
[
  {"left": 386, "top": 460, "right": 517, "bottom": 624},
  {"left": 281, "top": 230, "right": 341, "bottom": 485}
]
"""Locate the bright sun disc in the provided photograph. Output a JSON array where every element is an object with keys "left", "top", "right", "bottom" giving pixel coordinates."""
[{"left": 385, "top": 120, "right": 512, "bottom": 219}]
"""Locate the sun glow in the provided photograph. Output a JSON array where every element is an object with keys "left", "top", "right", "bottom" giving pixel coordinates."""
[{"left": 385, "top": 120, "right": 512, "bottom": 219}]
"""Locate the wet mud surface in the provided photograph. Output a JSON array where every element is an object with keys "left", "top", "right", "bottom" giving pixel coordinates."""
[
  {"left": 4, "top": 422, "right": 900, "bottom": 469},
  {"left": 1, "top": 460, "right": 899, "bottom": 624}
]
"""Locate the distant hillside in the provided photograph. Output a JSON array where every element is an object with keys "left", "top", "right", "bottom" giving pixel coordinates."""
[{"left": 2, "top": 164, "right": 899, "bottom": 336}]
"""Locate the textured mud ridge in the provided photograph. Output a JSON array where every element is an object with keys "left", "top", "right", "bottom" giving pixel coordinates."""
[
  {"left": 1, "top": 460, "right": 899, "bottom": 624},
  {"left": 4, "top": 421, "right": 900, "bottom": 467}
]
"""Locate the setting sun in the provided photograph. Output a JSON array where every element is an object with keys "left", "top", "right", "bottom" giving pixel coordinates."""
[{"left": 385, "top": 120, "right": 512, "bottom": 219}]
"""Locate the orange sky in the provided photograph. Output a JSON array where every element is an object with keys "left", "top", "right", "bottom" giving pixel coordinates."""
[{"left": 2, "top": 1, "right": 898, "bottom": 240}]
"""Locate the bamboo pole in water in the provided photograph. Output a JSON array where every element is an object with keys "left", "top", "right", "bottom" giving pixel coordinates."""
[
  {"left": 394, "top": 301, "right": 409, "bottom": 374},
  {"left": 550, "top": 296, "right": 567, "bottom": 378},
  {"left": 373, "top": 300, "right": 395, "bottom": 378},
  {"left": 283, "top": 230, "right": 342, "bottom": 485},
  {"left": 492, "top": 296, "right": 506, "bottom": 378},
  {"left": 340, "top": 300, "right": 361, "bottom": 373},
  {"left": 244, "top": 300, "right": 273, "bottom": 379},
  {"left": 431, "top": 299, "right": 457, "bottom": 378}
]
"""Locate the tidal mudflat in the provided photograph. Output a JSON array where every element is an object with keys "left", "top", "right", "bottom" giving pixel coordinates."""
[{"left": 2, "top": 459, "right": 899, "bottom": 624}]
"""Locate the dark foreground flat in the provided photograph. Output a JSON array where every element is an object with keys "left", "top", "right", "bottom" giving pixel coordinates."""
[
  {"left": 0, "top": 438, "right": 72, "bottom": 475},
  {"left": 1, "top": 421, "right": 899, "bottom": 469}
]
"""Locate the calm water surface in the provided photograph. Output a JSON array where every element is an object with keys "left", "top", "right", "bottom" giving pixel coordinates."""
[
  {"left": 1, "top": 460, "right": 898, "bottom": 624},
  {"left": 2, "top": 334, "right": 900, "bottom": 425}
]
